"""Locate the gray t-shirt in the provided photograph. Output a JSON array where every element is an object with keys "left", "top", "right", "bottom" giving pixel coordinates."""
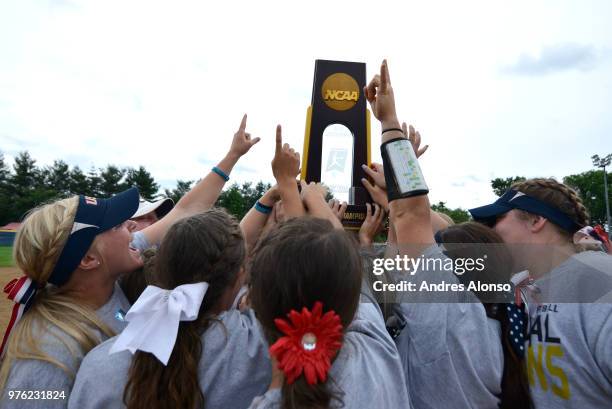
[
  {"left": 392, "top": 246, "right": 503, "bottom": 409},
  {"left": 0, "top": 282, "right": 131, "bottom": 409},
  {"left": 68, "top": 308, "right": 272, "bottom": 409},
  {"left": 524, "top": 251, "right": 612, "bottom": 409},
  {"left": 0, "top": 234, "right": 142, "bottom": 408},
  {"left": 247, "top": 298, "right": 412, "bottom": 409}
]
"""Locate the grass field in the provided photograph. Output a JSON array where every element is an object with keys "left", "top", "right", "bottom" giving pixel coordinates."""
[
  {"left": 0, "top": 246, "right": 13, "bottom": 267},
  {"left": 0, "top": 247, "right": 17, "bottom": 336},
  {"left": 0, "top": 266, "right": 20, "bottom": 338}
]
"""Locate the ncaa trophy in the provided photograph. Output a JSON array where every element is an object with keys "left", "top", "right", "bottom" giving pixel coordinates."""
[{"left": 301, "top": 59, "right": 372, "bottom": 229}]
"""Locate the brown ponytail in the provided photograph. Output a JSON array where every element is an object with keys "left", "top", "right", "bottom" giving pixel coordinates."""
[
  {"left": 437, "top": 222, "right": 533, "bottom": 409},
  {"left": 490, "top": 305, "right": 533, "bottom": 409},
  {"left": 512, "top": 178, "right": 590, "bottom": 238},
  {"left": 123, "top": 209, "right": 245, "bottom": 409},
  {"left": 249, "top": 217, "right": 362, "bottom": 409},
  {"left": 281, "top": 377, "right": 341, "bottom": 409}
]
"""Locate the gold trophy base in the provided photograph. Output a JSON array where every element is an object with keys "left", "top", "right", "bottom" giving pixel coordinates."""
[{"left": 341, "top": 204, "right": 367, "bottom": 230}]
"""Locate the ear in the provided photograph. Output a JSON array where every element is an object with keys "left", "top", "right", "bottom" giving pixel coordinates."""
[
  {"left": 79, "top": 252, "right": 101, "bottom": 271},
  {"left": 529, "top": 215, "right": 548, "bottom": 233}
]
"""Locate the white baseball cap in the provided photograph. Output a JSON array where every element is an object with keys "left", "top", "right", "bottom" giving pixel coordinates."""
[{"left": 131, "top": 197, "right": 174, "bottom": 219}]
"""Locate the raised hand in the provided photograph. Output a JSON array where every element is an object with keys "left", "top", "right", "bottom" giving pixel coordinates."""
[
  {"left": 229, "top": 114, "right": 261, "bottom": 158},
  {"left": 403, "top": 122, "right": 429, "bottom": 158},
  {"left": 364, "top": 60, "right": 400, "bottom": 131},
  {"left": 271, "top": 125, "right": 300, "bottom": 183}
]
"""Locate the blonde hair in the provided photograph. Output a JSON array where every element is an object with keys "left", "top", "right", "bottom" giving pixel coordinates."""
[
  {"left": 512, "top": 178, "right": 590, "bottom": 241},
  {"left": 436, "top": 212, "right": 456, "bottom": 226},
  {"left": 0, "top": 197, "right": 115, "bottom": 391}
]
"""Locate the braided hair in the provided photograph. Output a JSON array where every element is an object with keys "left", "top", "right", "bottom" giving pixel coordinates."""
[
  {"left": 511, "top": 178, "right": 590, "bottom": 239},
  {"left": 0, "top": 197, "right": 116, "bottom": 390}
]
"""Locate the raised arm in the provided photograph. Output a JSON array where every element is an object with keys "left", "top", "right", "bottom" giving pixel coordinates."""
[
  {"left": 240, "top": 185, "right": 280, "bottom": 252},
  {"left": 271, "top": 125, "right": 304, "bottom": 218},
  {"left": 365, "top": 60, "right": 434, "bottom": 257},
  {"left": 141, "top": 114, "right": 260, "bottom": 246}
]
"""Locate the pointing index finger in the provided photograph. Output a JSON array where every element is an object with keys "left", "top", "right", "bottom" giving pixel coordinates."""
[
  {"left": 275, "top": 125, "right": 282, "bottom": 153},
  {"left": 239, "top": 114, "right": 247, "bottom": 132},
  {"left": 381, "top": 59, "right": 390, "bottom": 92}
]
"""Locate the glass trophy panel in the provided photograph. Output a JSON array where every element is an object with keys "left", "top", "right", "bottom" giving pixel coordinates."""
[{"left": 320, "top": 123, "right": 353, "bottom": 203}]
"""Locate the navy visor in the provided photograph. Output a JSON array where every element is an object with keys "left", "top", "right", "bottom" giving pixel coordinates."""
[
  {"left": 49, "top": 187, "right": 140, "bottom": 286},
  {"left": 469, "top": 189, "right": 580, "bottom": 234}
]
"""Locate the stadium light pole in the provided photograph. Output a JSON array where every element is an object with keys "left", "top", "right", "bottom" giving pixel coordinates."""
[{"left": 592, "top": 153, "right": 612, "bottom": 233}]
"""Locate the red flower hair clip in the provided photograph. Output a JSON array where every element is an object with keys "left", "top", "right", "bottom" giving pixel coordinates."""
[{"left": 269, "top": 301, "right": 343, "bottom": 385}]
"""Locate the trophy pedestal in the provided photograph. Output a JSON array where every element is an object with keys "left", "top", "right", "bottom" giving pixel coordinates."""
[
  {"left": 341, "top": 204, "right": 367, "bottom": 230},
  {"left": 341, "top": 186, "right": 370, "bottom": 230}
]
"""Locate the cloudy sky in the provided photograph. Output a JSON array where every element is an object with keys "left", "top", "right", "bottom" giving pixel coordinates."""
[{"left": 1, "top": 0, "right": 610, "bottom": 209}]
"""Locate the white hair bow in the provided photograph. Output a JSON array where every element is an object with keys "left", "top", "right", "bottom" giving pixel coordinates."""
[{"left": 110, "top": 283, "right": 209, "bottom": 365}]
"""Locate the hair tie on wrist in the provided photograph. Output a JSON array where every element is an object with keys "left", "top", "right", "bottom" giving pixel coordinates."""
[
  {"left": 254, "top": 201, "right": 273, "bottom": 215},
  {"left": 382, "top": 128, "right": 404, "bottom": 135},
  {"left": 212, "top": 166, "right": 230, "bottom": 182}
]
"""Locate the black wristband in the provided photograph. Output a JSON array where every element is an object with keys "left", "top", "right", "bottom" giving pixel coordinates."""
[
  {"left": 380, "top": 138, "right": 429, "bottom": 202},
  {"left": 382, "top": 128, "right": 404, "bottom": 135}
]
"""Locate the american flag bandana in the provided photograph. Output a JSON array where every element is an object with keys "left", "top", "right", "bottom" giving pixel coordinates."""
[
  {"left": 0, "top": 276, "right": 39, "bottom": 357},
  {"left": 506, "top": 303, "right": 528, "bottom": 358}
]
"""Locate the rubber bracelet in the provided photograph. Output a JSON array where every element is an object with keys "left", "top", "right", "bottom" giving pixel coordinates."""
[
  {"left": 382, "top": 128, "right": 404, "bottom": 134},
  {"left": 254, "top": 201, "right": 273, "bottom": 214},
  {"left": 212, "top": 166, "right": 230, "bottom": 182}
]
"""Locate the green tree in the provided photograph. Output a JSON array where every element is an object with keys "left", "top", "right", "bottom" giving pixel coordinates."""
[
  {"left": 8, "top": 151, "right": 56, "bottom": 221},
  {"left": 164, "top": 180, "right": 193, "bottom": 203},
  {"left": 491, "top": 176, "right": 526, "bottom": 197},
  {"left": 564, "top": 170, "right": 611, "bottom": 226},
  {"left": 216, "top": 184, "right": 245, "bottom": 218},
  {"left": 45, "top": 160, "right": 72, "bottom": 198},
  {"left": 431, "top": 201, "right": 471, "bottom": 224},
  {"left": 69, "top": 166, "right": 91, "bottom": 195},
  {"left": 125, "top": 166, "right": 159, "bottom": 200},
  {"left": 216, "top": 181, "right": 272, "bottom": 219},
  {"left": 239, "top": 182, "right": 271, "bottom": 210},
  {"left": 0, "top": 152, "right": 8, "bottom": 183},
  {"left": 0, "top": 152, "right": 12, "bottom": 225},
  {"left": 10, "top": 151, "right": 39, "bottom": 193},
  {"left": 99, "top": 165, "right": 126, "bottom": 196},
  {"left": 87, "top": 166, "right": 102, "bottom": 197}
]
